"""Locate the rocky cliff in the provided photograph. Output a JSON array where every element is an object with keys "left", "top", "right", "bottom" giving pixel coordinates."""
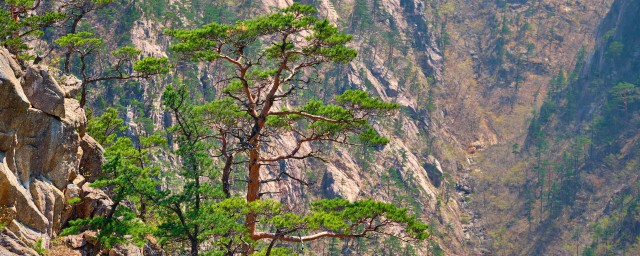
[{"left": 0, "top": 48, "right": 112, "bottom": 255}]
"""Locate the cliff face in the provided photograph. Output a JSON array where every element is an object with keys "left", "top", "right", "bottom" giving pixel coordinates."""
[
  {"left": 467, "top": 0, "right": 640, "bottom": 254},
  {"left": 0, "top": 48, "right": 109, "bottom": 255}
]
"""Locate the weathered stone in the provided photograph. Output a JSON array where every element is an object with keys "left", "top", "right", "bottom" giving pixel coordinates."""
[
  {"left": 29, "top": 179, "right": 64, "bottom": 236},
  {"left": 22, "top": 108, "right": 82, "bottom": 190},
  {"left": 0, "top": 48, "right": 23, "bottom": 78},
  {"left": 66, "top": 234, "right": 86, "bottom": 249},
  {"left": 143, "top": 237, "right": 164, "bottom": 256},
  {"left": 79, "top": 135, "right": 105, "bottom": 182},
  {"left": 3, "top": 106, "right": 81, "bottom": 190},
  {"left": 7, "top": 220, "right": 49, "bottom": 249},
  {"left": 0, "top": 157, "right": 49, "bottom": 234},
  {"left": 82, "top": 230, "right": 98, "bottom": 246},
  {"left": 23, "top": 65, "right": 66, "bottom": 117},
  {"left": 62, "top": 182, "right": 82, "bottom": 225},
  {"left": 78, "top": 182, "right": 113, "bottom": 218},
  {"left": 59, "top": 75, "right": 82, "bottom": 99},
  {"left": 108, "top": 244, "right": 143, "bottom": 256},
  {"left": 0, "top": 50, "right": 30, "bottom": 111},
  {"left": 63, "top": 99, "right": 87, "bottom": 137},
  {"left": 0, "top": 204, "right": 16, "bottom": 226},
  {"left": 0, "top": 229, "right": 39, "bottom": 256},
  {"left": 456, "top": 183, "right": 473, "bottom": 194},
  {"left": 0, "top": 47, "right": 93, "bottom": 253}
]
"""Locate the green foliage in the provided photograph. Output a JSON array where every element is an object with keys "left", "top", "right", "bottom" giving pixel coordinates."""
[
  {"left": 56, "top": 31, "right": 169, "bottom": 107},
  {"left": 310, "top": 199, "right": 429, "bottom": 239},
  {"left": 0, "top": 1, "right": 66, "bottom": 54},
  {"left": 87, "top": 107, "right": 126, "bottom": 147},
  {"left": 606, "top": 41, "right": 624, "bottom": 57},
  {"left": 609, "top": 82, "right": 639, "bottom": 112},
  {"left": 166, "top": 3, "right": 357, "bottom": 64},
  {"left": 335, "top": 89, "right": 399, "bottom": 110},
  {"left": 358, "top": 128, "right": 390, "bottom": 146},
  {"left": 55, "top": 31, "right": 104, "bottom": 52},
  {"left": 33, "top": 238, "right": 46, "bottom": 255},
  {"left": 62, "top": 208, "right": 150, "bottom": 249},
  {"left": 67, "top": 197, "right": 82, "bottom": 204},
  {"left": 351, "top": 0, "right": 372, "bottom": 33},
  {"left": 63, "top": 109, "right": 164, "bottom": 249},
  {"left": 133, "top": 56, "right": 171, "bottom": 74}
]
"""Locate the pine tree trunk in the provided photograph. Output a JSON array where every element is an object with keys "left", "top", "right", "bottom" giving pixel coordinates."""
[{"left": 244, "top": 146, "right": 261, "bottom": 254}]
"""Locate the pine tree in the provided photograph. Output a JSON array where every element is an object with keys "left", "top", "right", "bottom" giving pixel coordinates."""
[
  {"left": 165, "top": 3, "right": 428, "bottom": 254},
  {"left": 65, "top": 3, "right": 428, "bottom": 256},
  {"left": 55, "top": 33, "right": 169, "bottom": 107},
  {"left": 0, "top": 0, "right": 65, "bottom": 55}
]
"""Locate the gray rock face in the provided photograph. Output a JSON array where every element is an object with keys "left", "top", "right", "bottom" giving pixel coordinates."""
[
  {"left": 23, "top": 65, "right": 66, "bottom": 118},
  {"left": 79, "top": 135, "right": 105, "bottom": 182},
  {"left": 0, "top": 229, "right": 39, "bottom": 256},
  {"left": 0, "top": 47, "right": 99, "bottom": 254},
  {"left": 77, "top": 182, "right": 113, "bottom": 219},
  {"left": 63, "top": 99, "right": 88, "bottom": 137},
  {"left": 0, "top": 48, "right": 23, "bottom": 78},
  {"left": 0, "top": 50, "right": 30, "bottom": 111}
]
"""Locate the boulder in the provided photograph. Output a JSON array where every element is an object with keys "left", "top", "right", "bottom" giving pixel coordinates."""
[
  {"left": 456, "top": 174, "right": 474, "bottom": 195},
  {"left": 82, "top": 230, "right": 98, "bottom": 246},
  {"left": 142, "top": 237, "right": 164, "bottom": 256},
  {"left": 77, "top": 182, "right": 113, "bottom": 219},
  {"left": 79, "top": 135, "right": 105, "bottom": 182},
  {"left": 15, "top": 108, "right": 82, "bottom": 190},
  {"left": 65, "top": 234, "right": 86, "bottom": 249},
  {"left": 108, "top": 244, "right": 143, "bottom": 256},
  {"left": 0, "top": 158, "right": 50, "bottom": 234},
  {"left": 23, "top": 65, "right": 66, "bottom": 118}
]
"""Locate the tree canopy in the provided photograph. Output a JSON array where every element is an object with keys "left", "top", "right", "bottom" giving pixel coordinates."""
[{"left": 63, "top": 3, "right": 428, "bottom": 255}]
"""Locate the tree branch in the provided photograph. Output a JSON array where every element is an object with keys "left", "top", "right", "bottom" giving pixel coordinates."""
[{"left": 269, "top": 111, "right": 346, "bottom": 124}]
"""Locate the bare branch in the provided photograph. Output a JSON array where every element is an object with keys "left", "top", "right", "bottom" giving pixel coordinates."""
[{"left": 269, "top": 111, "right": 346, "bottom": 124}]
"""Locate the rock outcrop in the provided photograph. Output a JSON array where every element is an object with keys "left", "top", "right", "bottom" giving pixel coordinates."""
[
  {"left": 79, "top": 135, "right": 105, "bottom": 182},
  {"left": 0, "top": 48, "right": 103, "bottom": 254},
  {"left": 23, "top": 65, "right": 66, "bottom": 118},
  {"left": 424, "top": 155, "right": 444, "bottom": 187}
]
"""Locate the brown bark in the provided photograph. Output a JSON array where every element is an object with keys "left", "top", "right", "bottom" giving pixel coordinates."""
[
  {"left": 221, "top": 153, "right": 234, "bottom": 198},
  {"left": 245, "top": 146, "right": 261, "bottom": 233}
]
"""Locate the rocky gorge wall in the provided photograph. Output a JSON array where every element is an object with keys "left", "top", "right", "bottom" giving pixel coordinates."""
[{"left": 0, "top": 48, "right": 111, "bottom": 256}]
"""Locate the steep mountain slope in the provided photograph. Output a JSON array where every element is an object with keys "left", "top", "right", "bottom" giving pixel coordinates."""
[
  {"left": 103, "top": 0, "right": 617, "bottom": 254},
  {"left": 469, "top": 0, "right": 640, "bottom": 254}
]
